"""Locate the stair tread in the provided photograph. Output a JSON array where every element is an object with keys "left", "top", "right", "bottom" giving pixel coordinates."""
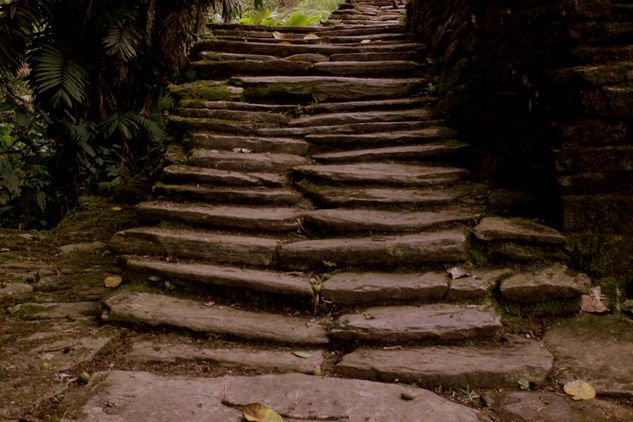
[
  {"left": 289, "top": 109, "right": 432, "bottom": 127},
  {"left": 163, "top": 164, "right": 288, "bottom": 187},
  {"left": 154, "top": 183, "right": 303, "bottom": 205},
  {"left": 301, "top": 186, "right": 462, "bottom": 207},
  {"left": 312, "top": 140, "right": 469, "bottom": 163},
  {"left": 306, "top": 128, "right": 457, "bottom": 145},
  {"left": 189, "top": 149, "right": 312, "bottom": 172}
]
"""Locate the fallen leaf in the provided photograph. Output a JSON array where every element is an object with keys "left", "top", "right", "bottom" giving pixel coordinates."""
[
  {"left": 564, "top": 380, "right": 595, "bottom": 400},
  {"left": 243, "top": 403, "right": 283, "bottom": 422},
  {"left": 360, "top": 39, "right": 372, "bottom": 43},
  {"left": 232, "top": 147, "right": 253, "bottom": 153},
  {"left": 272, "top": 31, "right": 285, "bottom": 40},
  {"left": 293, "top": 351, "right": 312, "bottom": 359},
  {"left": 279, "top": 41, "right": 291, "bottom": 45},
  {"left": 303, "top": 33, "right": 320, "bottom": 40},
  {"left": 104, "top": 276, "right": 123, "bottom": 288},
  {"left": 581, "top": 286, "right": 608, "bottom": 313},
  {"left": 111, "top": 206, "right": 122, "bottom": 211},
  {"left": 448, "top": 266, "right": 472, "bottom": 279}
]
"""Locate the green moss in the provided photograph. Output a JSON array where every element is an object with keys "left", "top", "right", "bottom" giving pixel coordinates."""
[
  {"left": 10, "top": 303, "right": 48, "bottom": 317},
  {"left": 168, "top": 81, "right": 234, "bottom": 100}
]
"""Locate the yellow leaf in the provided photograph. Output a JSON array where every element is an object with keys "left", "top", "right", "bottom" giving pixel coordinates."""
[
  {"left": 104, "top": 276, "right": 123, "bottom": 288},
  {"left": 243, "top": 403, "right": 284, "bottom": 422},
  {"left": 564, "top": 380, "right": 596, "bottom": 400},
  {"left": 279, "top": 41, "right": 291, "bottom": 45},
  {"left": 303, "top": 33, "right": 320, "bottom": 40},
  {"left": 360, "top": 39, "right": 372, "bottom": 44},
  {"left": 272, "top": 31, "right": 285, "bottom": 40},
  {"left": 111, "top": 206, "right": 122, "bottom": 211}
]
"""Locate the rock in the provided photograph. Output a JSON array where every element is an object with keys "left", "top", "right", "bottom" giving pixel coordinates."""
[
  {"left": 192, "top": 134, "right": 309, "bottom": 155},
  {"left": 60, "top": 371, "right": 491, "bottom": 422},
  {"left": 285, "top": 53, "right": 329, "bottom": 63},
  {"left": 312, "top": 141, "right": 469, "bottom": 164},
  {"left": 473, "top": 217, "right": 566, "bottom": 244},
  {"left": 128, "top": 341, "right": 323, "bottom": 374},
  {"left": 446, "top": 268, "right": 513, "bottom": 300},
  {"left": 314, "top": 60, "right": 420, "bottom": 76},
  {"left": 188, "top": 149, "right": 312, "bottom": 173},
  {"left": 103, "top": 291, "right": 328, "bottom": 344},
  {"left": 544, "top": 315, "right": 633, "bottom": 396},
  {"left": 484, "top": 391, "right": 633, "bottom": 422},
  {"left": 8, "top": 301, "right": 100, "bottom": 320},
  {"left": 289, "top": 109, "right": 432, "bottom": 127},
  {"left": 337, "top": 337, "right": 553, "bottom": 389},
  {"left": 332, "top": 303, "right": 502, "bottom": 343},
  {"left": 59, "top": 242, "right": 107, "bottom": 255},
  {"left": 0, "top": 282, "right": 33, "bottom": 296},
  {"left": 322, "top": 271, "right": 448, "bottom": 304},
  {"left": 500, "top": 264, "right": 591, "bottom": 304},
  {"left": 302, "top": 186, "right": 461, "bottom": 207},
  {"left": 306, "top": 127, "right": 457, "bottom": 147}
]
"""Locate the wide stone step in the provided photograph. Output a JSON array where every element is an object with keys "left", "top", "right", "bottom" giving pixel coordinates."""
[
  {"left": 168, "top": 115, "right": 256, "bottom": 134},
  {"left": 277, "top": 231, "right": 467, "bottom": 269},
  {"left": 312, "top": 141, "right": 469, "bottom": 163},
  {"left": 257, "top": 121, "right": 438, "bottom": 137},
  {"left": 137, "top": 201, "right": 302, "bottom": 232},
  {"left": 178, "top": 98, "right": 297, "bottom": 112},
  {"left": 209, "top": 23, "right": 406, "bottom": 36},
  {"left": 174, "top": 107, "right": 288, "bottom": 124},
  {"left": 168, "top": 80, "right": 243, "bottom": 101},
  {"left": 103, "top": 291, "right": 328, "bottom": 344},
  {"left": 231, "top": 76, "right": 426, "bottom": 101},
  {"left": 289, "top": 109, "right": 432, "bottom": 127},
  {"left": 330, "top": 51, "right": 421, "bottom": 61},
  {"left": 329, "top": 33, "right": 409, "bottom": 43},
  {"left": 192, "top": 59, "right": 312, "bottom": 78},
  {"left": 306, "top": 128, "right": 458, "bottom": 147},
  {"left": 110, "top": 227, "right": 278, "bottom": 266},
  {"left": 313, "top": 97, "right": 431, "bottom": 113},
  {"left": 331, "top": 303, "right": 502, "bottom": 343},
  {"left": 122, "top": 256, "right": 312, "bottom": 297},
  {"left": 188, "top": 149, "right": 312, "bottom": 172},
  {"left": 162, "top": 165, "right": 288, "bottom": 187},
  {"left": 336, "top": 338, "right": 553, "bottom": 388},
  {"left": 154, "top": 184, "right": 303, "bottom": 205},
  {"left": 299, "top": 186, "right": 462, "bottom": 207},
  {"left": 294, "top": 163, "right": 468, "bottom": 186},
  {"left": 191, "top": 133, "right": 309, "bottom": 155},
  {"left": 313, "top": 60, "right": 420, "bottom": 76},
  {"left": 303, "top": 208, "right": 476, "bottom": 234}
]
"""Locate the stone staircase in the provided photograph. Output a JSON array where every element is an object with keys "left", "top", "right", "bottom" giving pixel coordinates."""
[{"left": 105, "top": 0, "right": 591, "bottom": 391}]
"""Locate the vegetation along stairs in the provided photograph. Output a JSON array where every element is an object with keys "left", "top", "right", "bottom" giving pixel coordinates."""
[{"left": 106, "top": 0, "right": 592, "bottom": 391}]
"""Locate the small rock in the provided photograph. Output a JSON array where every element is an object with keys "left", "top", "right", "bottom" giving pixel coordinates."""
[
  {"left": 500, "top": 264, "right": 591, "bottom": 304},
  {"left": 473, "top": 216, "right": 566, "bottom": 244},
  {"left": 0, "top": 283, "right": 33, "bottom": 296},
  {"left": 59, "top": 242, "right": 106, "bottom": 255}
]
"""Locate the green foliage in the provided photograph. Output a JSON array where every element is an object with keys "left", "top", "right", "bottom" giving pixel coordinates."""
[{"left": 237, "top": 0, "right": 342, "bottom": 26}]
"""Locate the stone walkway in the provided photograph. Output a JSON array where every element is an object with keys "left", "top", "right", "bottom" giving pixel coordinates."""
[{"left": 2, "top": 1, "right": 633, "bottom": 421}]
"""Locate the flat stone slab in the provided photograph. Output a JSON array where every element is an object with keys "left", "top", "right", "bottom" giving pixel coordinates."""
[
  {"left": 60, "top": 371, "right": 491, "bottom": 422},
  {"left": 290, "top": 109, "right": 432, "bottom": 127},
  {"left": 306, "top": 127, "right": 458, "bottom": 147},
  {"left": 295, "top": 162, "right": 468, "bottom": 186},
  {"left": 484, "top": 391, "right": 633, "bottom": 422},
  {"left": 192, "top": 133, "right": 309, "bottom": 155},
  {"left": 162, "top": 164, "right": 287, "bottom": 187},
  {"left": 303, "top": 208, "right": 475, "bottom": 233},
  {"left": 137, "top": 201, "right": 301, "bottom": 232},
  {"left": 103, "top": 291, "right": 328, "bottom": 345},
  {"left": 446, "top": 268, "right": 513, "bottom": 300},
  {"left": 189, "top": 149, "right": 311, "bottom": 172},
  {"left": 278, "top": 231, "right": 467, "bottom": 269},
  {"left": 544, "top": 315, "right": 633, "bottom": 396},
  {"left": 123, "top": 257, "right": 313, "bottom": 297},
  {"left": 128, "top": 340, "right": 323, "bottom": 374},
  {"left": 322, "top": 271, "right": 448, "bottom": 304},
  {"left": 473, "top": 217, "right": 566, "bottom": 244},
  {"left": 337, "top": 337, "right": 553, "bottom": 389},
  {"left": 154, "top": 184, "right": 301, "bottom": 205},
  {"left": 304, "top": 186, "right": 461, "bottom": 207},
  {"left": 0, "top": 282, "right": 33, "bottom": 295},
  {"left": 332, "top": 303, "right": 502, "bottom": 343},
  {"left": 59, "top": 241, "right": 107, "bottom": 254},
  {"left": 9, "top": 301, "right": 100, "bottom": 320},
  {"left": 501, "top": 264, "right": 591, "bottom": 304},
  {"left": 110, "top": 227, "right": 278, "bottom": 266},
  {"left": 313, "top": 60, "right": 420, "bottom": 76},
  {"left": 312, "top": 141, "right": 468, "bottom": 164}
]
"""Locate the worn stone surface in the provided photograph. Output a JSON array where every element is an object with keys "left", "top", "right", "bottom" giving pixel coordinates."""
[
  {"left": 332, "top": 303, "right": 502, "bottom": 343},
  {"left": 313, "top": 60, "right": 420, "bottom": 76},
  {"left": 0, "top": 282, "right": 33, "bottom": 295},
  {"left": 128, "top": 341, "right": 323, "bottom": 374},
  {"left": 278, "top": 231, "right": 467, "bottom": 269},
  {"left": 60, "top": 371, "right": 491, "bottom": 422},
  {"left": 312, "top": 140, "right": 469, "bottom": 163},
  {"left": 189, "top": 149, "right": 312, "bottom": 172},
  {"left": 473, "top": 217, "right": 566, "bottom": 244},
  {"left": 192, "top": 133, "right": 310, "bottom": 155},
  {"left": 500, "top": 264, "right": 591, "bottom": 304},
  {"left": 59, "top": 241, "right": 107, "bottom": 255},
  {"left": 306, "top": 127, "right": 457, "bottom": 146},
  {"left": 290, "top": 109, "right": 432, "bottom": 127},
  {"left": 544, "top": 315, "right": 633, "bottom": 396},
  {"left": 303, "top": 186, "right": 461, "bottom": 207},
  {"left": 162, "top": 164, "right": 287, "bottom": 187},
  {"left": 303, "top": 208, "right": 476, "bottom": 233},
  {"left": 123, "top": 257, "right": 313, "bottom": 297},
  {"left": 103, "top": 291, "right": 329, "bottom": 344},
  {"left": 337, "top": 337, "right": 553, "bottom": 388},
  {"left": 446, "top": 268, "right": 513, "bottom": 300},
  {"left": 154, "top": 184, "right": 301, "bottom": 205},
  {"left": 484, "top": 391, "right": 633, "bottom": 422},
  {"left": 9, "top": 301, "right": 101, "bottom": 320}
]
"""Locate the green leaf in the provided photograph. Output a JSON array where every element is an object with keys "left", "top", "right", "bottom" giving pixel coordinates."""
[
  {"left": 243, "top": 403, "right": 283, "bottom": 422},
  {"left": 293, "top": 351, "right": 313, "bottom": 359},
  {"left": 284, "top": 13, "right": 309, "bottom": 26}
]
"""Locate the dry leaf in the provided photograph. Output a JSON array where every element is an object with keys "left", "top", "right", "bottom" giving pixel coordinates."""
[
  {"left": 104, "top": 276, "right": 122, "bottom": 288},
  {"left": 111, "top": 206, "right": 122, "bottom": 211},
  {"left": 243, "top": 403, "right": 284, "bottom": 422},
  {"left": 279, "top": 41, "right": 291, "bottom": 45},
  {"left": 564, "top": 380, "right": 596, "bottom": 400},
  {"left": 360, "top": 39, "right": 372, "bottom": 44},
  {"left": 581, "top": 286, "right": 608, "bottom": 313},
  {"left": 293, "top": 351, "right": 312, "bottom": 359},
  {"left": 272, "top": 31, "right": 285, "bottom": 40},
  {"left": 448, "top": 266, "right": 472, "bottom": 279},
  {"left": 303, "top": 33, "right": 320, "bottom": 40}
]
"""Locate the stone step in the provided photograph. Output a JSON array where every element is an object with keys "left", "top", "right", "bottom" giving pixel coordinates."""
[
  {"left": 121, "top": 256, "right": 312, "bottom": 297},
  {"left": 191, "top": 133, "right": 310, "bottom": 155},
  {"left": 294, "top": 163, "right": 468, "bottom": 186},
  {"left": 110, "top": 227, "right": 278, "bottom": 266},
  {"left": 209, "top": 23, "right": 407, "bottom": 36},
  {"left": 154, "top": 183, "right": 303, "bottom": 205},
  {"left": 303, "top": 208, "right": 476, "bottom": 234},
  {"left": 168, "top": 80, "right": 243, "bottom": 101},
  {"left": 313, "top": 97, "right": 432, "bottom": 113},
  {"left": 136, "top": 201, "right": 302, "bottom": 232},
  {"left": 174, "top": 107, "right": 288, "bottom": 124},
  {"left": 473, "top": 216, "right": 566, "bottom": 245},
  {"left": 178, "top": 98, "right": 297, "bottom": 113},
  {"left": 331, "top": 303, "right": 502, "bottom": 343},
  {"left": 329, "top": 33, "right": 408, "bottom": 43},
  {"left": 289, "top": 109, "right": 433, "bottom": 127},
  {"left": 277, "top": 231, "right": 467, "bottom": 269},
  {"left": 193, "top": 59, "right": 312, "bottom": 78},
  {"left": 311, "top": 141, "right": 469, "bottom": 163},
  {"left": 313, "top": 60, "right": 421, "bottom": 76},
  {"left": 168, "top": 115, "right": 256, "bottom": 134},
  {"left": 257, "top": 121, "right": 439, "bottom": 137},
  {"left": 103, "top": 291, "right": 328, "bottom": 344},
  {"left": 188, "top": 149, "right": 312, "bottom": 172},
  {"left": 299, "top": 185, "right": 462, "bottom": 207},
  {"left": 330, "top": 51, "right": 421, "bottom": 61},
  {"left": 231, "top": 76, "right": 426, "bottom": 101},
  {"left": 336, "top": 338, "right": 553, "bottom": 388},
  {"left": 306, "top": 128, "right": 457, "bottom": 147},
  {"left": 162, "top": 165, "right": 288, "bottom": 187}
]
